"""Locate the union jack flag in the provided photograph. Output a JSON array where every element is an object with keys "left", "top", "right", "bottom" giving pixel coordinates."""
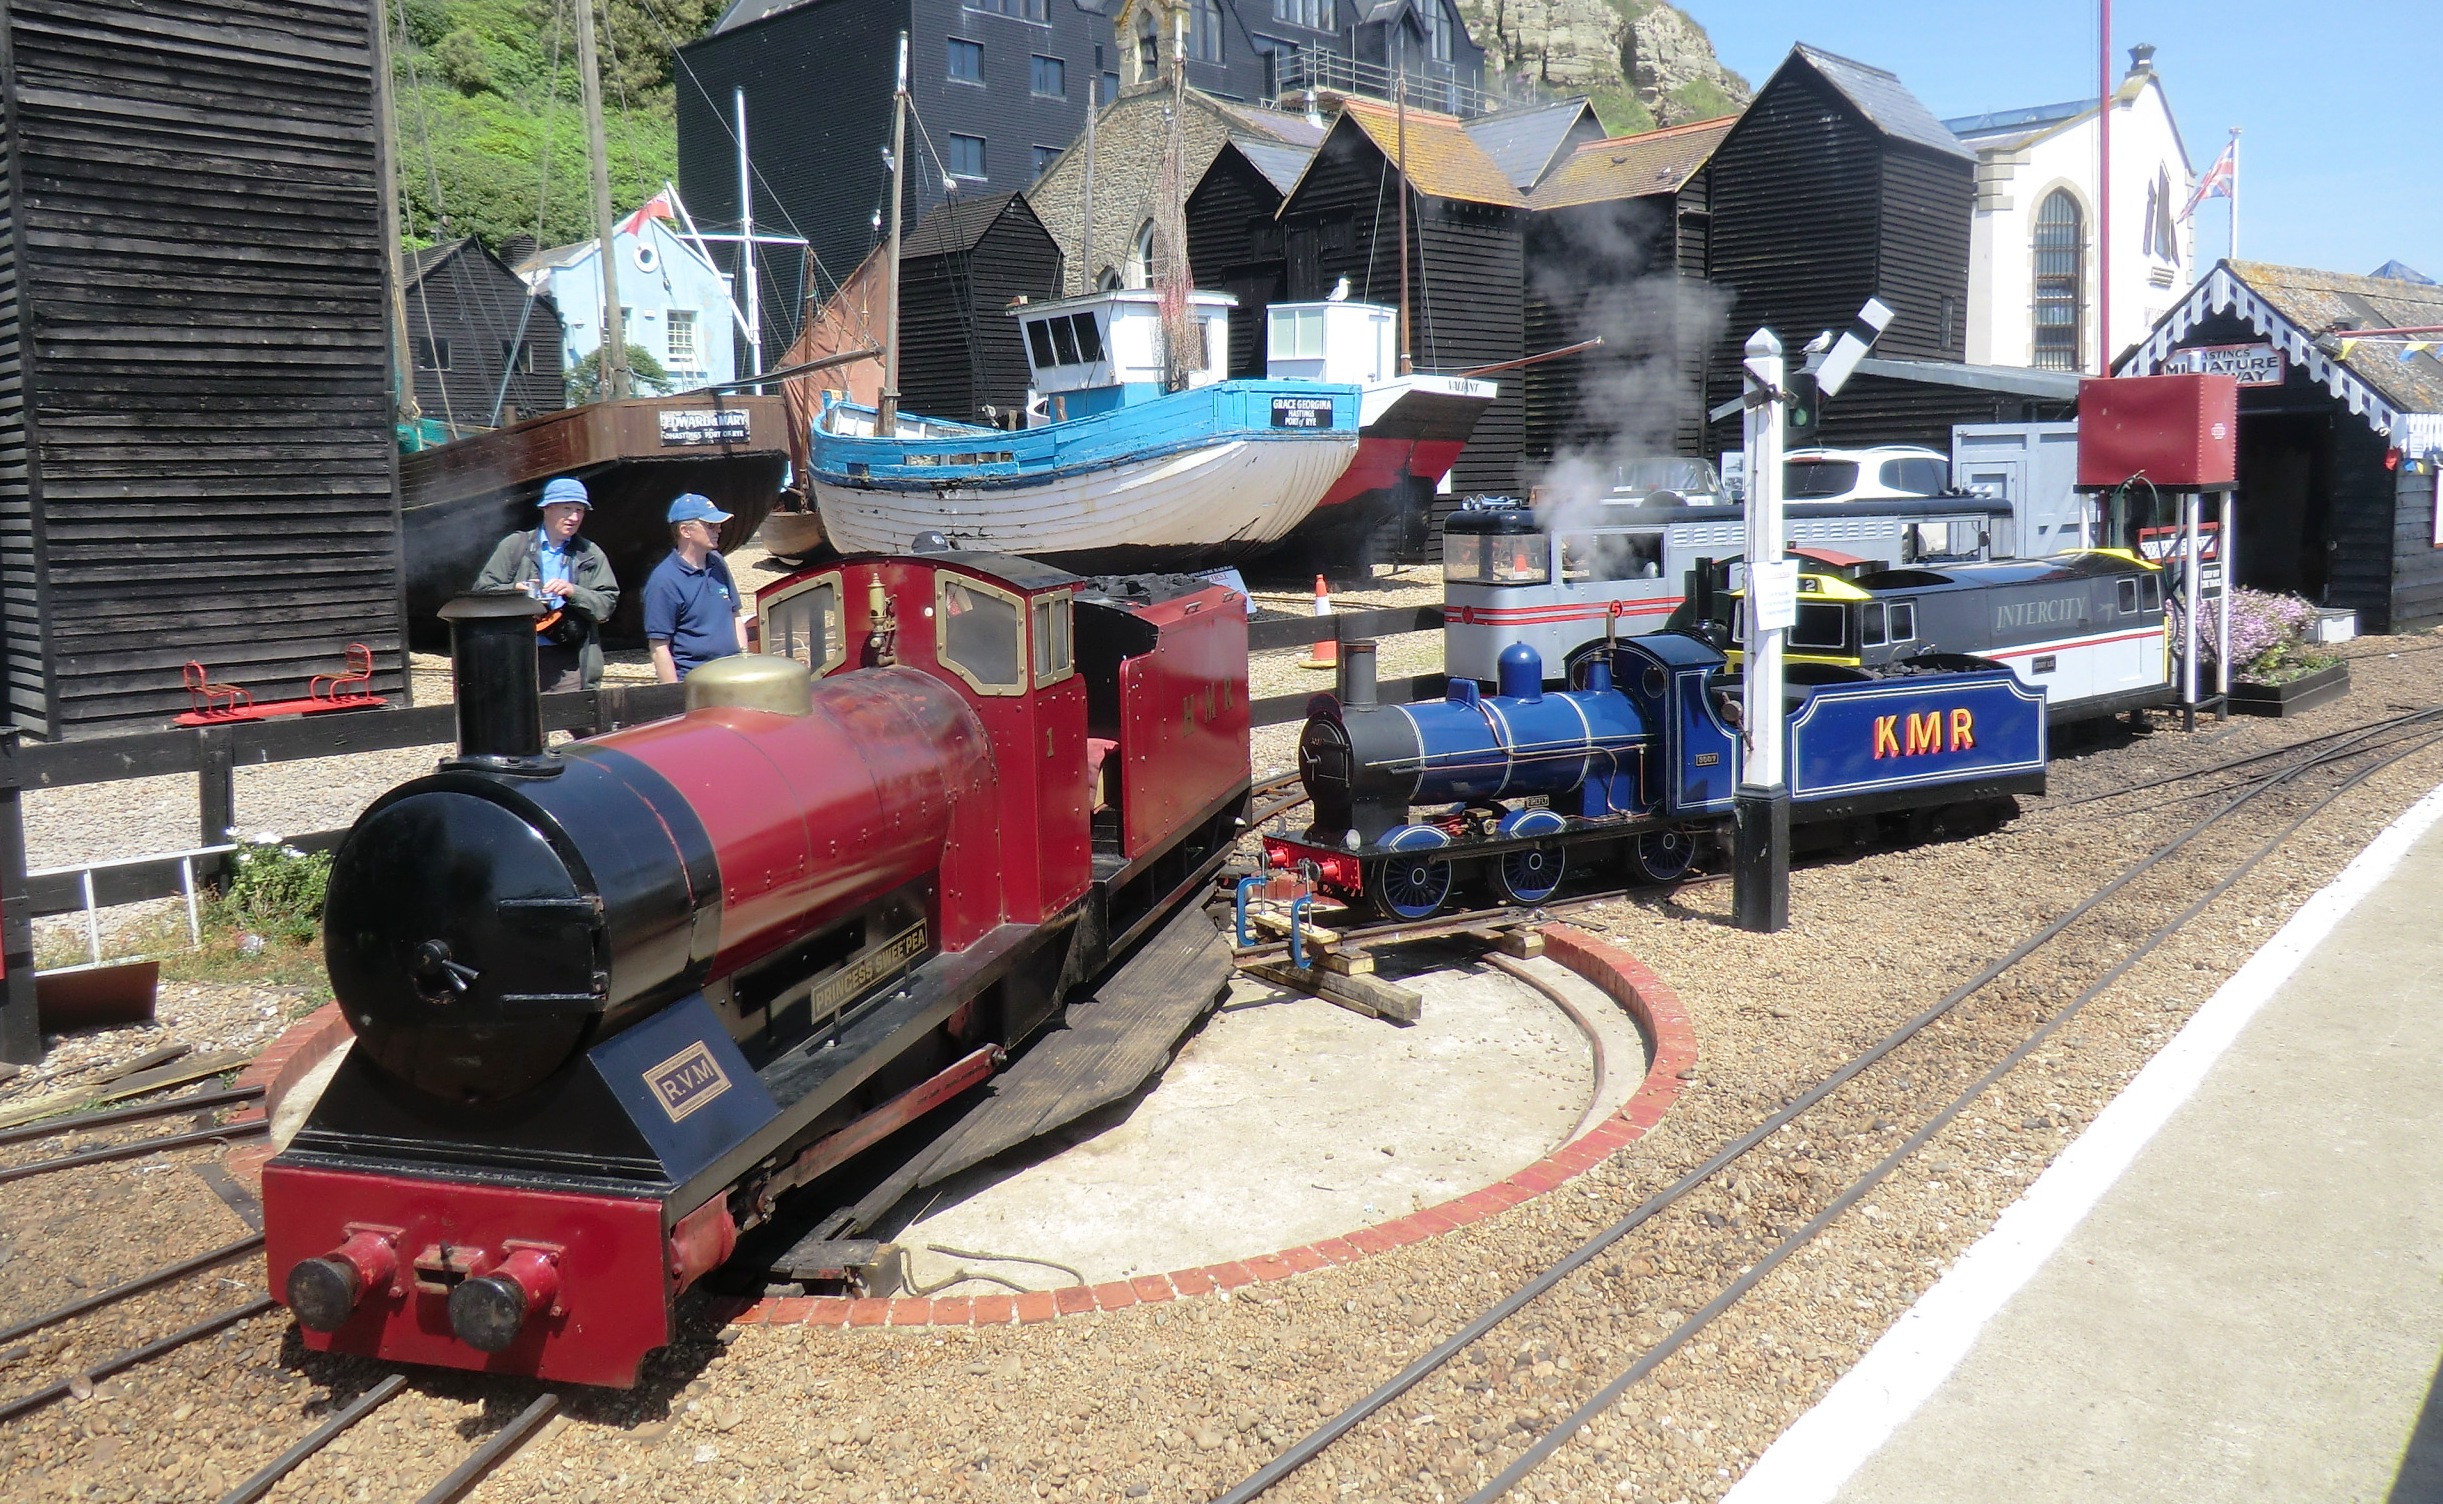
[{"left": 2178, "top": 139, "right": 2237, "bottom": 222}]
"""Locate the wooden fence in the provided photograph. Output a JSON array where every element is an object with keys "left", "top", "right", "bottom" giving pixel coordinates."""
[{"left": 0, "top": 606, "right": 1449, "bottom": 1063}]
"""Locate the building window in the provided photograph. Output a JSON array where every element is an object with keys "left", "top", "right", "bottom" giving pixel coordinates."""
[
  {"left": 1032, "top": 144, "right": 1062, "bottom": 178},
  {"left": 1272, "top": 0, "right": 1332, "bottom": 29},
  {"left": 2031, "top": 188, "right": 2084, "bottom": 373},
  {"left": 1190, "top": 0, "right": 1225, "bottom": 62},
  {"left": 1136, "top": 10, "right": 1158, "bottom": 78},
  {"left": 1030, "top": 54, "right": 1064, "bottom": 96},
  {"left": 947, "top": 38, "right": 983, "bottom": 84},
  {"left": 966, "top": 0, "right": 1046, "bottom": 19},
  {"left": 948, "top": 133, "right": 987, "bottom": 180},
  {"left": 1103, "top": 68, "right": 1120, "bottom": 102},
  {"left": 1419, "top": 0, "right": 1453, "bottom": 63},
  {"left": 667, "top": 310, "right": 699, "bottom": 370},
  {"left": 498, "top": 339, "right": 533, "bottom": 374},
  {"left": 412, "top": 335, "right": 449, "bottom": 370}
]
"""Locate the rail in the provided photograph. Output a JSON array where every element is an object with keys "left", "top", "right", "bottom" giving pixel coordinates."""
[{"left": 1268, "top": 47, "right": 1532, "bottom": 120}]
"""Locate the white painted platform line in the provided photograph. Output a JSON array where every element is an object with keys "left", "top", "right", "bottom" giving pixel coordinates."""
[{"left": 1725, "top": 779, "right": 2443, "bottom": 1504}]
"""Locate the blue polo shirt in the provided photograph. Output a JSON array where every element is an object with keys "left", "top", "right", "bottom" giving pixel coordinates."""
[{"left": 643, "top": 549, "right": 742, "bottom": 679}]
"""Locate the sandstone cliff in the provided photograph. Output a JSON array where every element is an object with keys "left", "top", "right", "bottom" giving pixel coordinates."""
[{"left": 1458, "top": 0, "right": 1750, "bottom": 134}]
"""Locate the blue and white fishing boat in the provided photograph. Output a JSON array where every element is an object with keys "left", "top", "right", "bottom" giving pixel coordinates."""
[{"left": 811, "top": 287, "right": 1362, "bottom": 568}]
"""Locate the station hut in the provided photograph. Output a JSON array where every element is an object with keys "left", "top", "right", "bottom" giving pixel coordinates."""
[
  {"left": 2118, "top": 261, "right": 2443, "bottom": 632},
  {"left": 0, "top": 0, "right": 407, "bottom": 739},
  {"left": 1700, "top": 45, "right": 1978, "bottom": 452},
  {"left": 401, "top": 238, "right": 564, "bottom": 436},
  {"left": 1521, "top": 115, "right": 1733, "bottom": 471}
]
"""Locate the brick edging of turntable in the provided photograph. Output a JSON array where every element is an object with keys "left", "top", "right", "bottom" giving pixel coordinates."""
[
  {"left": 222, "top": 1001, "right": 352, "bottom": 1187},
  {"left": 739, "top": 920, "right": 1697, "bottom": 1330}
]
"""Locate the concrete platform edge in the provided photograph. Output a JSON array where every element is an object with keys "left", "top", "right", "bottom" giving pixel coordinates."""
[{"left": 1725, "top": 777, "right": 2443, "bottom": 1504}]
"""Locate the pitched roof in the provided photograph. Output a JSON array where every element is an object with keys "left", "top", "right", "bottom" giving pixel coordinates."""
[
  {"left": 1789, "top": 44, "right": 1972, "bottom": 160},
  {"left": 1527, "top": 115, "right": 1736, "bottom": 211},
  {"left": 402, "top": 238, "right": 470, "bottom": 285},
  {"left": 1330, "top": 96, "right": 1523, "bottom": 207},
  {"left": 1231, "top": 138, "right": 1317, "bottom": 196},
  {"left": 903, "top": 192, "right": 1040, "bottom": 260},
  {"left": 1212, "top": 99, "right": 1330, "bottom": 151},
  {"left": 2373, "top": 260, "right": 2435, "bottom": 285},
  {"left": 1461, "top": 98, "right": 1598, "bottom": 190},
  {"left": 2122, "top": 262, "right": 2443, "bottom": 449}
]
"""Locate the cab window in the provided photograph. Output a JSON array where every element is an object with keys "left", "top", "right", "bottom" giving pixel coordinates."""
[
  {"left": 759, "top": 573, "right": 845, "bottom": 676},
  {"left": 1031, "top": 591, "right": 1074, "bottom": 686},
  {"left": 1861, "top": 603, "right": 1887, "bottom": 646},
  {"left": 1556, "top": 530, "right": 1663, "bottom": 583},
  {"left": 1791, "top": 603, "right": 1845, "bottom": 650},
  {"left": 937, "top": 575, "right": 1026, "bottom": 694},
  {"left": 1889, "top": 602, "right": 1917, "bottom": 642},
  {"left": 1444, "top": 530, "right": 1549, "bottom": 585}
]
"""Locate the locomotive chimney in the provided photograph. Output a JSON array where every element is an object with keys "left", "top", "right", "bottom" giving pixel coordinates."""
[
  {"left": 439, "top": 591, "right": 554, "bottom": 771},
  {"left": 1338, "top": 638, "right": 1378, "bottom": 708}
]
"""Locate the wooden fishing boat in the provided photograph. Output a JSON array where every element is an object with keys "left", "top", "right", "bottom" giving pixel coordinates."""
[{"left": 400, "top": 395, "right": 787, "bottom": 644}]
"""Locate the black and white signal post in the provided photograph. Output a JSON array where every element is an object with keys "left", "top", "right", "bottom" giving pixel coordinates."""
[
  {"left": 1734, "top": 328, "right": 1793, "bottom": 933},
  {"left": 1732, "top": 301, "right": 1892, "bottom": 934}
]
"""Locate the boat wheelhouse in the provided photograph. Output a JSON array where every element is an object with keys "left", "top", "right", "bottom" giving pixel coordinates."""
[{"left": 811, "top": 287, "right": 1361, "bottom": 568}]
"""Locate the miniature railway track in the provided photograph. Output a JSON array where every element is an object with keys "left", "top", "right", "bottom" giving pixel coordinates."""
[
  {"left": 1215, "top": 713, "right": 2443, "bottom": 1504},
  {"left": 0, "top": 1084, "right": 264, "bottom": 1148}
]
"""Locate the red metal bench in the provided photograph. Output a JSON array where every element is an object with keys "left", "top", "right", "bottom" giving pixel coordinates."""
[{"left": 177, "top": 645, "right": 388, "bottom": 727}]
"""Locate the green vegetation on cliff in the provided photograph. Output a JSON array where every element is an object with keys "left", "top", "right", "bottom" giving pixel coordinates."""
[{"left": 387, "top": 0, "right": 720, "bottom": 254}]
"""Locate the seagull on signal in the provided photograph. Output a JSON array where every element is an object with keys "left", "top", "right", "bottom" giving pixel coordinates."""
[
  {"left": 1802, "top": 329, "right": 1835, "bottom": 354},
  {"left": 1327, "top": 276, "right": 1351, "bottom": 302}
]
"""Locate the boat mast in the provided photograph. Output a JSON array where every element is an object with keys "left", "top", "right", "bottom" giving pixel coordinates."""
[
  {"left": 574, "top": 0, "right": 627, "bottom": 399},
  {"left": 877, "top": 32, "right": 909, "bottom": 436},
  {"left": 1080, "top": 51, "right": 1097, "bottom": 292},
  {"left": 1396, "top": 31, "right": 1411, "bottom": 376},
  {"left": 371, "top": 0, "right": 420, "bottom": 425},
  {"left": 736, "top": 88, "right": 761, "bottom": 390}
]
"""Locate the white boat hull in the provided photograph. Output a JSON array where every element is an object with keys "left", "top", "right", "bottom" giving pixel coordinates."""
[{"left": 813, "top": 433, "right": 1360, "bottom": 564}]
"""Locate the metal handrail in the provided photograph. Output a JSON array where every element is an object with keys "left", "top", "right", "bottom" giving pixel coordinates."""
[
  {"left": 31, "top": 842, "right": 239, "bottom": 970},
  {"left": 1270, "top": 46, "right": 1530, "bottom": 119}
]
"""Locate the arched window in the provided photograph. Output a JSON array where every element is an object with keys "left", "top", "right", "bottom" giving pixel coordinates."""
[
  {"left": 1190, "top": 0, "right": 1225, "bottom": 61},
  {"left": 1125, "top": 219, "right": 1156, "bottom": 289},
  {"left": 1135, "top": 9, "right": 1159, "bottom": 80},
  {"left": 2031, "top": 189, "right": 2084, "bottom": 372}
]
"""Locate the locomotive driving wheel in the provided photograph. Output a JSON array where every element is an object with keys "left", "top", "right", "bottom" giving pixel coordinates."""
[
  {"left": 1491, "top": 808, "right": 1568, "bottom": 905},
  {"left": 1628, "top": 827, "right": 1698, "bottom": 884},
  {"left": 1367, "top": 825, "right": 1455, "bottom": 920}
]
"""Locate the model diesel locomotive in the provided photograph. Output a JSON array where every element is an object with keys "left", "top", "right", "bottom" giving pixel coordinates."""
[
  {"left": 263, "top": 551, "right": 1249, "bottom": 1387},
  {"left": 1703, "top": 550, "right": 2172, "bottom": 723},
  {"left": 1266, "top": 633, "right": 2045, "bottom": 918}
]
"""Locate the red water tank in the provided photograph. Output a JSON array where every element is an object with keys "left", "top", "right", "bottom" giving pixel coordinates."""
[{"left": 2077, "top": 373, "right": 2240, "bottom": 488}]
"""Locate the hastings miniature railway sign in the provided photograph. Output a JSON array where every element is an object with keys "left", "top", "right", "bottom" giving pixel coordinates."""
[{"left": 2165, "top": 342, "right": 2287, "bottom": 387}]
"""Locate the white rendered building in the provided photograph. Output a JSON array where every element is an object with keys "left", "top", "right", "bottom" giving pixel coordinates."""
[{"left": 1946, "top": 45, "right": 2195, "bottom": 375}]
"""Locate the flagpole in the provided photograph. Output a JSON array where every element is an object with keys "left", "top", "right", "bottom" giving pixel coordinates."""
[
  {"left": 2097, "top": 0, "right": 2111, "bottom": 374},
  {"left": 2229, "top": 127, "right": 2241, "bottom": 263}
]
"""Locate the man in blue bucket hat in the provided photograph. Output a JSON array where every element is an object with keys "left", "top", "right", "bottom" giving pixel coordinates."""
[
  {"left": 645, "top": 493, "right": 744, "bottom": 683},
  {"left": 475, "top": 474, "right": 619, "bottom": 691}
]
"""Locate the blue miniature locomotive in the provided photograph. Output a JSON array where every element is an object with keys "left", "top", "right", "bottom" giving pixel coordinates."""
[{"left": 1266, "top": 632, "right": 2046, "bottom": 918}]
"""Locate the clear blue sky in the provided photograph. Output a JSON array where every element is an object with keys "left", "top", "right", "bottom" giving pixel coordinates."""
[{"left": 1686, "top": 1, "right": 2433, "bottom": 280}]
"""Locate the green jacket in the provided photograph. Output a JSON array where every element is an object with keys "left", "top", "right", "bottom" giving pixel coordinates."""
[{"left": 474, "top": 529, "right": 621, "bottom": 688}]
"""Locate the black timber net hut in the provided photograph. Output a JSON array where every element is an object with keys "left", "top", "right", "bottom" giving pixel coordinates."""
[
  {"left": 895, "top": 193, "right": 1066, "bottom": 426},
  {"left": 0, "top": 0, "right": 406, "bottom": 738}
]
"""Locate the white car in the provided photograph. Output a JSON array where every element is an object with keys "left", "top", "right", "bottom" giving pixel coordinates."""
[{"left": 1785, "top": 445, "right": 1954, "bottom": 503}]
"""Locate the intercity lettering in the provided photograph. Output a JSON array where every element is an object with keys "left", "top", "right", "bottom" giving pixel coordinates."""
[{"left": 1992, "top": 595, "right": 2089, "bottom": 632}]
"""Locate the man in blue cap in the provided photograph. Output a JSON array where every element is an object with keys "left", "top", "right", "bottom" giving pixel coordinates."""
[
  {"left": 475, "top": 475, "right": 620, "bottom": 691},
  {"left": 645, "top": 493, "right": 745, "bottom": 682}
]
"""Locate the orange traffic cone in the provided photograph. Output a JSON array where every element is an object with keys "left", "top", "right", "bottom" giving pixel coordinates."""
[{"left": 1301, "top": 574, "right": 1338, "bottom": 670}]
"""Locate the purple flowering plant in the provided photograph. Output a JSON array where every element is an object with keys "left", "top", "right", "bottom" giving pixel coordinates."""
[{"left": 2193, "top": 587, "right": 2339, "bottom": 685}]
